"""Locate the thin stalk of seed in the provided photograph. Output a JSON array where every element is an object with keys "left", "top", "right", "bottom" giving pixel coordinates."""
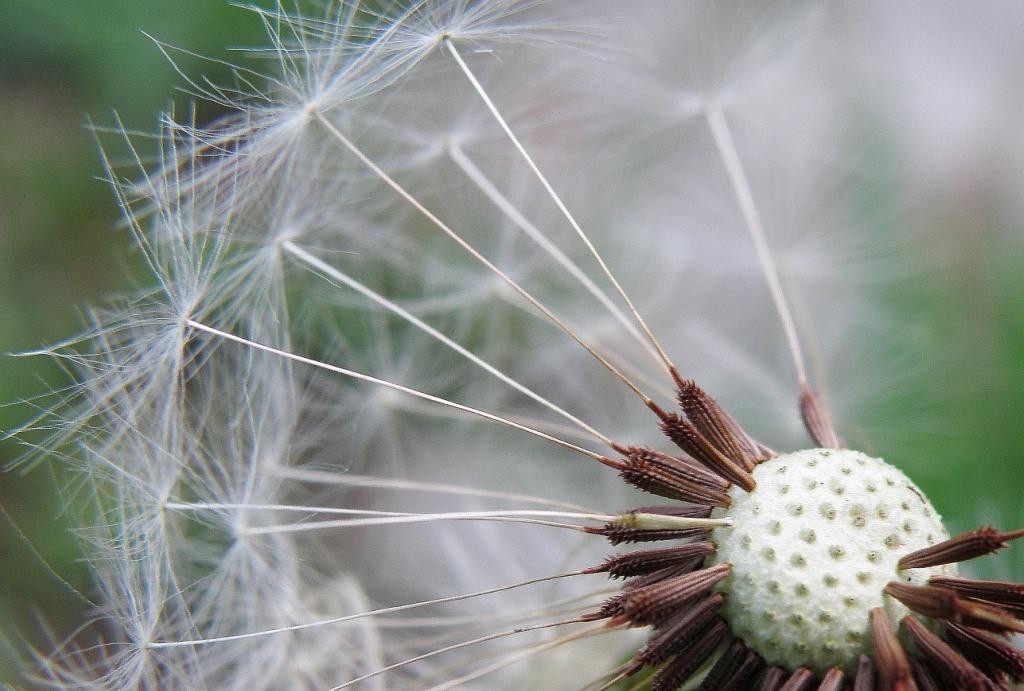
[
  {"left": 145, "top": 568, "right": 585, "bottom": 649},
  {"left": 281, "top": 239, "right": 612, "bottom": 445},
  {"left": 446, "top": 142, "right": 661, "bottom": 365},
  {"left": 704, "top": 101, "right": 809, "bottom": 390},
  {"left": 310, "top": 109, "right": 662, "bottom": 412},
  {"left": 334, "top": 618, "right": 605, "bottom": 689},
  {"left": 443, "top": 36, "right": 681, "bottom": 379},
  {"left": 185, "top": 319, "right": 610, "bottom": 462}
]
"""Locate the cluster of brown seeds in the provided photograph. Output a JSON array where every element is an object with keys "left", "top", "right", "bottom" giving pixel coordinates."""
[{"left": 579, "top": 375, "right": 1024, "bottom": 690}]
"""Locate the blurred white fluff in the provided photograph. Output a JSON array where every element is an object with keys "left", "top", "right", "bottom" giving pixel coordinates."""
[{"left": 32, "top": 1, "right": 927, "bottom": 688}]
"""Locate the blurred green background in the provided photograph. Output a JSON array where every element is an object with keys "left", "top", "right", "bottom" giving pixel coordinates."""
[{"left": 0, "top": 1, "right": 1021, "bottom": 685}]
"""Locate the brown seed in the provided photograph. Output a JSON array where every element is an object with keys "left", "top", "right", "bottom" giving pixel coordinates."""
[
  {"left": 901, "top": 615, "right": 992, "bottom": 691},
  {"left": 898, "top": 526, "right": 1024, "bottom": 569},
  {"left": 752, "top": 666, "right": 787, "bottom": 691},
  {"left": 586, "top": 542, "right": 715, "bottom": 579},
  {"left": 885, "top": 581, "right": 1024, "bottom": 635},
  {"left": 799, "top": 383, "right": 841, "bottom": 450},
  {"left": 617, "top": 446, "right": 732, "bottom": 506},
  {"left": 601, "top": 562, "right": 731, "bottom": 626},
  {"left": 649, "top": 618, "right": 728, "bottom": 691},
  {"left": 869, "top": 607, "right": 917, "bottom": 691},
  {"left": 627, "top": 593, "right": 725, "bottom": 672},
  {"left": 659, "top": 411, "right": 757, "bottom": 490},
  {"left": 697, "top": 640, "right": 753, "bottom": 690},
  {"left": 677, "top": 378, "right": 768, "bottom": 470},
  {"left": 852, "top": 654, "right": 875, "bottom": 691},
  {"left": 929, "top": 574, "right": 1024, "bottom": 618},
  {"left": 776, "top": 666, "right": 814, "bottom": 691},
  {"left": 816, "top": 667, "right": 845, "bottom": 691},
  {"left": 943, "top": 621, "right": 1024, "bottom": 682},
  {"left": 907, "top": 657, "right": 940, "bottom": 691}
]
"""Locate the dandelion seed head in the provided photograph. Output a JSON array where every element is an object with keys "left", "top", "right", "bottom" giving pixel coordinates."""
[
  {"left": 23, "top": 2, "right": 1024, "bottom": 689},
  {"left": 710, "top": 447, "right": 954, "bottom": 675}
]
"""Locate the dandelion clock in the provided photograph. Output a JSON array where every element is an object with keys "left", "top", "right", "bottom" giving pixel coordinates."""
[{"left": 17, "top": 2, "right": 1024, "bottom": 690}]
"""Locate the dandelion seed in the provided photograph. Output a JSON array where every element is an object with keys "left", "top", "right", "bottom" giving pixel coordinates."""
[{"left": 19, "top": 2, "right": 1024, "bottom": 691}]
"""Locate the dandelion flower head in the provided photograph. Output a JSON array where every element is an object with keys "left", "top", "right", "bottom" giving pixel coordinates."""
[{"left": 24, "top": 2, "right": 1024, "bottom": 690}]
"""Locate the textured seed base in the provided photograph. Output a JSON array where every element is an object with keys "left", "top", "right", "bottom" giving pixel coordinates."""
[{"left": 709, "top": 448, "right": 957, "bottom": 675}]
